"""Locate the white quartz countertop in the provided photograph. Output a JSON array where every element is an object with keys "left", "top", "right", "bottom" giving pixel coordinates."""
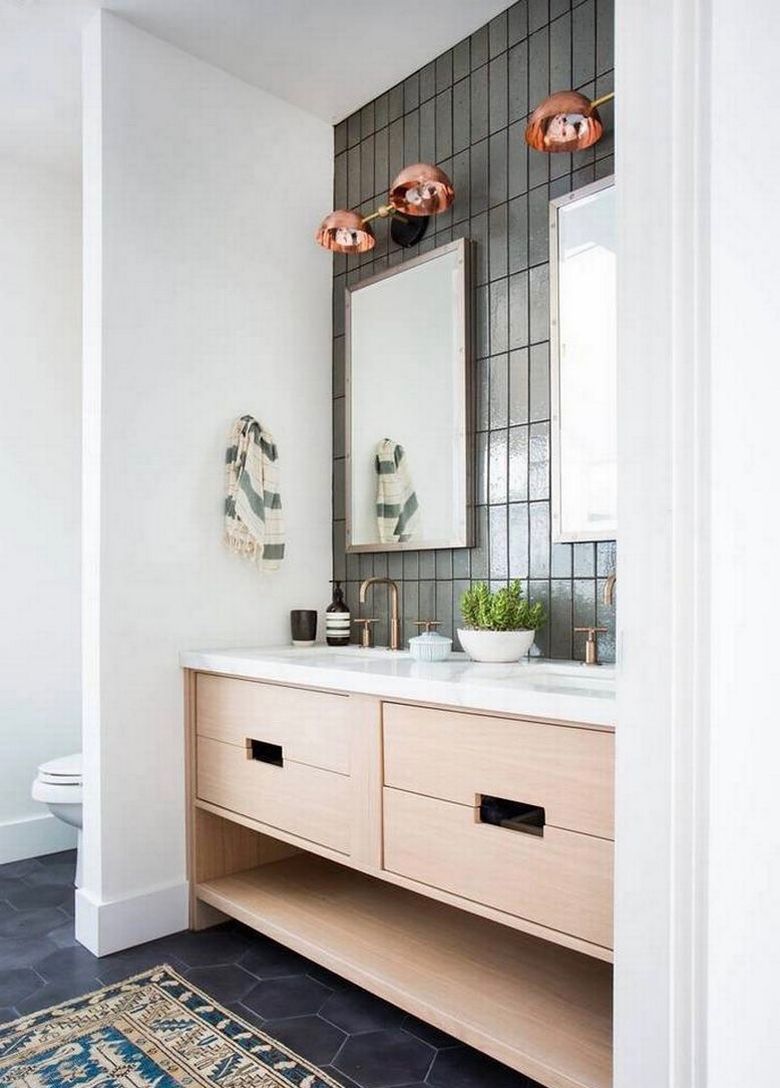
[{"left": 180, "top": 645, "right": 616, "bottom": 728}]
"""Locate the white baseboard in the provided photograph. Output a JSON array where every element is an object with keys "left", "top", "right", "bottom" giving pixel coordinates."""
[
  {"left": 74, "top": 879, "right": 189, "bottom": 956},
  {"left": 0, "top": 813, "right": 78, "bottom": 865}
]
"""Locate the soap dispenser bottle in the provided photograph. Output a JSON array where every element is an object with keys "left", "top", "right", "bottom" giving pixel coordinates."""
[{"left": 326, "top": 580, "right": 351, "bottom": 646}]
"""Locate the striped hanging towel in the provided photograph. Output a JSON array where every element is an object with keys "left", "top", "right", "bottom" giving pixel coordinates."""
[
  {"left": 375, "top": 438, "right": 420, "bottom": 544},
  {"left": 224, "top": 415, "right": 285, "bottom": 571}
]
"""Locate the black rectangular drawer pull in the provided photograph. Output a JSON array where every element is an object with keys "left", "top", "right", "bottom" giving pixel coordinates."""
[
  {"left": 247, "top": 739, "right": 284, "bottom": 767},
  {"left": 479, "top": 794, "right": 545, "bottom": 836}
]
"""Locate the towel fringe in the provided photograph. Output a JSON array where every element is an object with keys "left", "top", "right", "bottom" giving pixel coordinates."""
[{"left": 223, "top": 416, "right": 284, "bottom": 572}]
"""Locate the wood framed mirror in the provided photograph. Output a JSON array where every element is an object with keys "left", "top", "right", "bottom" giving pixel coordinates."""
[{"left": 345, "top": 239, "right": 473, "bottom": 553}]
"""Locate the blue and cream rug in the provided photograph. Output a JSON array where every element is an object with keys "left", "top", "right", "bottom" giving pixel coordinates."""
[{"left": 0, "top": 965, "right": 340, "bottom": 1087}]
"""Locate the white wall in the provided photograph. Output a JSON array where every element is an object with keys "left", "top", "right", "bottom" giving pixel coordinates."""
[
  {"left": 707, "top": 1, "right": 780, "bottom": 1082},
  {"left": 0, "top": 158, "right": 81, "bottom": 863},
  {"left": 77, "top": 11, "right": 333, "bottom": 954},
  {"left": 616, "top": 1, "right": 780, "bottom": 1085}
]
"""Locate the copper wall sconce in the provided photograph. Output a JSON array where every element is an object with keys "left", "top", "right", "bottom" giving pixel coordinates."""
[
  {"left": 525, "top": 90, "right": 614, "bottom": 153},
  {"left": 316, "top": 163, "right": 454, "bottom": 254}
]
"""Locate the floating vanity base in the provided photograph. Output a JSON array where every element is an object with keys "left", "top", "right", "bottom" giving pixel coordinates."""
[{"left": 196, "top": 853, "right": 612, "bottom": 1088}]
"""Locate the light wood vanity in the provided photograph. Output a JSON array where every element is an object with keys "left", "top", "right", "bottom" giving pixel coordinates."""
[{"left": 183, "top": 654, "right": 615, "bottom": 1088}]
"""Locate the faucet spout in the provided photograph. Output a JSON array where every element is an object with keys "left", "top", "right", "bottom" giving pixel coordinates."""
[{"left": 359, "top": 577, "right": 401, "bottom": 650}]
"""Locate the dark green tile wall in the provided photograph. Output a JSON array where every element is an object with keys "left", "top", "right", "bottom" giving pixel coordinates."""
[{"left": 331, "top": 0, "right": 616, "bottom": 661}]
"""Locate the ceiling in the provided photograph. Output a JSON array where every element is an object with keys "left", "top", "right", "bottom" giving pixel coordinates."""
[{"left": 0, "top": 0, "right": 509, "bottom": 172}]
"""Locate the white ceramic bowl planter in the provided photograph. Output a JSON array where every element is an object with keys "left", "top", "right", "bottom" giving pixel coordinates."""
[
  {"left": 457, "top": 628, "right": 536, "bottom": 663},
  {"left": 458, "top": 581, "right": 544, "bottom": 663}
]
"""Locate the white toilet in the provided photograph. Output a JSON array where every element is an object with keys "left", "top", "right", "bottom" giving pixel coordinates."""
[{"left": 31, "top": 753, "right": 83, "bottom": 887}]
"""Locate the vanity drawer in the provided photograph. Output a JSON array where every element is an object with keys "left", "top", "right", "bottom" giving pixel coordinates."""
[
  {"left": 383, "top": 788, "right": 613, "bottom": 949},
  {"left": 383, "top": 702, "right": 614, "bottom": 839},
  {"left": 196, "top": 673, "right": 350, "bottom": 775},
  {"left": 197, "top": 735, "right": 351, "bottom": 854}
]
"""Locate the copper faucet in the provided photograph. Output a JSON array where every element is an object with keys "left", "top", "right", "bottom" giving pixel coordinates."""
[
  {"left": 575, "top": 626, "right": 608, "bottom": 666},
  {"left": 359, "top": 577, "right": 401, "bottom": 650}
]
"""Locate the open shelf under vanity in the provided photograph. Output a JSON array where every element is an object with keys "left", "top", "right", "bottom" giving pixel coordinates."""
[
  {"left": 184, "top": 669, "right": 616, "bottom": 1088},
  {"left": 196, "top": 851, "right": 612, "bottom": 1088}
]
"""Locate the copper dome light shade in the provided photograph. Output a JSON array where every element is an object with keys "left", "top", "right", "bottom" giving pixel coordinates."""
[
  {"left": 315, "top": 163, "right": 454, "bottom": 253},
  {"left": 524, "top": 90, "right": 614, "bottom": 153},
  {"left": 388, "top": 163, "right": 455, "bottom": 217},
  {"left": 315, "top": 209, "right": 375, "bottom": 254}
]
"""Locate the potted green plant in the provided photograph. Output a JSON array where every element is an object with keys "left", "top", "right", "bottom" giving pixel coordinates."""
[{"left": 458, "top": 580, "right": 546, "bottom": 663}]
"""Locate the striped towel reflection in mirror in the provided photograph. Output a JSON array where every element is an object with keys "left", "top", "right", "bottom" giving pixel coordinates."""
[{"left": 375, "top": 438, "right": 420, "bottom": 544}]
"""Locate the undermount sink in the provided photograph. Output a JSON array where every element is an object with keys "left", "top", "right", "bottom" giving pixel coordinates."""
[
  {"left": 285, "top": 645, "right": 412, "bottom": 660},
  {"left": 521, "top": 660, "right": 616, "bottom": 681},
  {"left": 281, "top": 645, "right": 614, "bottom": 677}
]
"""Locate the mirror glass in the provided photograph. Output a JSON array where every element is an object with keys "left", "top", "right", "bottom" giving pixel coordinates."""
[
  {"left": 345, "top": 239, "right": 472, "bottom": 552},
  {"left": 550, "top": 177, "right": 617, "bottom": 542}
]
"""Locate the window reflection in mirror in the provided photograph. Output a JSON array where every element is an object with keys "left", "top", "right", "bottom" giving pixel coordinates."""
[{"left": 550, "top": 177, "right": 617, "bottom": 543}]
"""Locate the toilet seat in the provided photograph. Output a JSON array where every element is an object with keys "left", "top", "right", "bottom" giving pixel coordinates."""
[
  {"left": 37, "top": 753, "right": 82, "bottom": 787},
  {"left": 31, "top": 752, "right": 83, "bottom": 887}
]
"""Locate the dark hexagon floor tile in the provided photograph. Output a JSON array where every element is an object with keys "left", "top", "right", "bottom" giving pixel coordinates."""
[
  {"left": 243, "top": 975, "right": 331, "bottom": 1020},
  {"left": 0, "top": 876, "right": 24, "bottom": 899},
  {"left": 427, "top": 1046, "right": 540, "bottom": 1088},
  {"left": 306, "top": 963, "right": 353, "bottom": 991},
  {"left": 321, "top": 1068, "right": 362, "bottom": 1088},
  {"left": 6, "top": 883, "right": 73, "bottom": 910},
  {"left": 35, "top": 945, "right": 100, "bottom": 984},
  {"left": 154, "top": 926, "right": 251, "bottom": 968},
  {"left": 23, "top": 861, "right": 76, "bottom": 887},
  {"left": 95, "top": 943, "right": 187, "bottom": 985},
  {"left": 37, "top": 850, "right": 76, "bottom": 868},
  {"left": 225, "top": 1001, "right": 266, "bottom": 1029},
  {"left": 0, "top": 859, "right": 43, "bottom": 881},
  {"left": 333, "top": 1030, "right": 434, "bottom": 1088},
  {"left": 0, "top": 968, "right": 45, "bottom": 1007},
  {"left": 0, "top": 907, "right": 69, "bottom": 940},
  {"left": 261, "top": 1014, "right": 346, "bottom": 1066},
  {"left": 47, "top": 921, "right": 79, "bottom": 949},
  {"left": 15, "top": 974, "right": 103, "bottom": 1016},
  {"left": 186, "top": 964, "right": 257, "bottom": 1005},
  {"left": 239, "top": 939, "right": 311, "bottom": 980},
  {"left": 321, "top": 985, "right": 405, "bottom": 1034},
  {"left": 399, "top": 1013, "right": 460, "bottom": 1050},
  {"left": 0, "top": 936, "right": 59, "bottom": 970}
]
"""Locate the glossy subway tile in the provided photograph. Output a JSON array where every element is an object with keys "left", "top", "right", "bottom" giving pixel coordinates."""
[{"left": 328, "top": 1, "right": 615, "bottom": 662}]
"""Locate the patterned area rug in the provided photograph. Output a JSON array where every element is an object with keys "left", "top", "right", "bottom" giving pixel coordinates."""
[{"left": 0, "top": 965, "right": 341, "bottom": 1087}]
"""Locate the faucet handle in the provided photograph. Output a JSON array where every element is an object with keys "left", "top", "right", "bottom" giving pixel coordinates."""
[
  {"left": 574, "top": 626, "right": 608, "bottom": 666},
  {"left": 414, "top": 620, "right": 441, "bottom": 633},
  {"left": 353, "top": 617, "right": 377, "bottom": 648}
]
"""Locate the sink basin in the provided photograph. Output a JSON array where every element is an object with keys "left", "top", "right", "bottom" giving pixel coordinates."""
[
  {"left": 520, "top": 660, "right": 616, "bottom": 682},
  {"left": 283, "top": 645, "right": 412, "bottom": 660},
  {"left": 278, "top": 646, "right": 614, "bottom": 680},
  {"left": 280, "top": 644, "right": 613, "bottom": 670}
]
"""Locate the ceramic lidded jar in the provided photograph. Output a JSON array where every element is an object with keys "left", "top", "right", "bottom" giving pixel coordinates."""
[{"left": 409, "top": 621, "right": 452, "bottom": 662}]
